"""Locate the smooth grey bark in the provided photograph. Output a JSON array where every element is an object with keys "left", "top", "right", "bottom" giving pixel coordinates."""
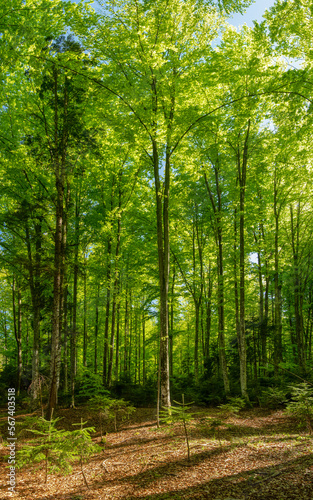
[
  {"left": 273, "top": 170, "right": 283, "bottom": 375},
  {"left": 25, "top": 221, "right": 42, "bottom": 400},
  {"left": 94, "top": 283, "right": 100, "bottom": 374},
  {"left": 204, "top": 166, "right": 230, "bottom": 395}
]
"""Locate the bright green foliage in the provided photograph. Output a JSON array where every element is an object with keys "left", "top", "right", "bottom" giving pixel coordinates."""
[
  {"left": 88, "top": 395, "right": 135, "bottom": 433},
  {"left": 78, "top": 372, "right": 110, "bottom": 399},
  {"left": 17, "top": 416, "right": 73, "bottom": 482},
  {"left": 260, "top": 387, "right": 287, "bottom": 409},
  {"left": 285, "top": 383, "right": 313, "bottom": 434},
  {"left": 71, "top": 419, "right": 102, "bottom": 488},
  {"left": 218, "top": 397, "right": 247, "bottom": 416},
  {"left": 17, "top": 415, "right": 100, "bottom": 483},
  {"left": 1, "top": 0, "right": 313, "bottom": 413}
]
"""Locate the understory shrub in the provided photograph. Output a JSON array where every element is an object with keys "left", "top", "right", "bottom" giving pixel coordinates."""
[
  {"left": 16, "top": 414, "right": 101, "bottom": 484},
  {"left": 260, "top": 386, "right": 287, "bottom": 409},
  {"left": 87, "top": 394, "right": 135, "bottom": 434},
  {"left": 218, "top": 397, "right": 247, "bottom": 416},
  {"left": 284, "top": 382, "right": 313, "bottom": 434}
]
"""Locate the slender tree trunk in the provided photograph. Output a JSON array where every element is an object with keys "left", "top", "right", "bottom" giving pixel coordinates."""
[
  {"left": 13, "top": 278, "right": 22, "bottom": 396},
  {"left": 124, "top": 283, "right": 129, "bottom": 378},
  {"left": 25, "top": 222, "right": 42, "bottom": 399},
  {"left": 103, "top": 236, "right": 112, "bottom": 385},
  {"left": 273, "top": 172, "right": 283, "bottom": 376},
  {"left": 153, "top": 139, "right": 171, "bottom": 407},
  {"left": 63, "top": 286, "right": 68, "bottom": 394},
  {"left": 204, "top": 171, "right": 230, "bottom": 394},
  {"left": 237, "top": 121, "right": 250, "bottom": 400},
  {"left": 169, "top": 268, "right": 175, "bottom": 378},
  {"left": 290, "top": 203, "right": 306, "bottom": 373},
  {"left": 204, "top": 268, "right": 212, "bottom": 364},
  {"left": 232, "top": 120, "right": 250, "bottom": 400},
  {"left": 94, "top": 284, "right": 100, "bottom": 374},
  {"left": 107, "top": 194, "right": 121, "bottom": 387},
  {"left": 47, "top": 67, "right": 68, "bottom": 420},
  {"left": 83, "top": 257, "right": 87, "bottom": 368},
  {"left": 142, "top": 309, "right": 146, "bottom": 384},
  {"left": 71, "top": 196, "right": 80, "bottom": 407},
  {"left": 115, "top": 298, "right": 120, "bottom": 380}
]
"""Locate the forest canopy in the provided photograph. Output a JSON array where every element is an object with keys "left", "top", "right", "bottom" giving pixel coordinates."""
[{"left": 0, "top": 0, "right": 312, "bottom": 414}]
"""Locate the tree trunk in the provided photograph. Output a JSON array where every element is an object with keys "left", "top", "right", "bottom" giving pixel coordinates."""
[
  {"left": 83, "top": 256, "right": 87, "bottom": 368},
  {"left": 153, "top": 139, "right": 171, "bottom": 407},
  {"left": 169, "top": 267, "right": 175, "bottom": 378},
  {"left": 107, "top": 192, "right": 121, "bottom": 387},
  {"left": 94, "top": 283, "right": 100, "bottom": 374},
  {"left": 13, "top": 278, "right": 22, "bottom": 396},
  {"left": 204, "top": 170, "right": 230, "bottom": 394},
  {"left": 237, "top": 121, "right": 250, "bottom": 400},
  {"left": 47, "top": 67, "right": 68, "bottom": 420},
  {"left": 25, "top": 221, "right": 42, "bottom": 399},
  {"left": 103, "top": 236, "right": 112, "bottom": 385},
  {"left": 290, "top": 203, "right": 306, "bottom": 373},
  {"left": 71, "top": 196, "right": 80, "bottom": 407}
]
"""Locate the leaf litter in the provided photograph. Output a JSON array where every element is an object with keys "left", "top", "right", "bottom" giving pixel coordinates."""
[{"left": 1, "top": 407, "right": 313, "bottom": 500}]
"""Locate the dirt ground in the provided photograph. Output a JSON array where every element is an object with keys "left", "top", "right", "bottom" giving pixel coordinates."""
[{"left": 1, "top": 406, "right": 313, "bottom": 499}]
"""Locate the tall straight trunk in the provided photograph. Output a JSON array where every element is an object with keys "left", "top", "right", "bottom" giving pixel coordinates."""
[
  {"left": 103, "top": 236, "right": 112, "bottom": 385},
  {"left": 135, "top": 309, "right": 138, "bottom": 384},
  {"left": 94, "top": 284, "right": 100, "bottom": 374},
  {"left": 124, "top": 283, "right": 129, "bottom": 378},
  {"left": 273, "top": 172, "right": 283, "bottom": 375},
  {"left": 142, "top": 309, "right": 146, "bottom": 383},
  {"left": 264, "top": 263, "right": 270, "bottom": 367},
  {"left": 234, "top": 209, "right": 240, "bottom": 353},
  {"left": 232, "top": 120, "right": 250, "bottom": 400},
  {"left": 169, "top": 268, "right": 175, "bottom": 378},
  {"left": 290, "top": 203, "right": 306, "bottom": 373},
  {"left": 47, "top": 67, "right": 68, "bottom": 420},
  {"left": 107, "top": 192, "right": 121, "bottom": 387},
  {"left": 129, "top": 290, "right": 132, "bottom": 380},
  {"left": 115, "top": 299, "right": 120, "bottom": 380},
  {"left": 63, "top": 286, "right": 68, "bottom": 393},
  {"left": 255, "top": 223, "right": 267, "bottom": 368},
  {"left": 3, "top": 312, "right": 8, "bottom": 365},
  {"left": 204, "top": 171, "right": 230, "bottom": 394},
  {"left": 204, "top": 266, "right": 212, "bottom": 364},
  {"left": 153, "top": 138, "right": 171, "bottom": 407},
  {"left": 237, "top": 121, "right": 250, "bottom": 400},
  {"left": 71, "top": 196, "right": 80, "bottom": 407},
  {"left": 13, "top": 278, "right": 22, "bottom": 396},
  {"left": 25, "top": 221, "right": 42, "bottom": 399},
  {"left": 83, "top": 258, "right": 87, "bottom": 368}
]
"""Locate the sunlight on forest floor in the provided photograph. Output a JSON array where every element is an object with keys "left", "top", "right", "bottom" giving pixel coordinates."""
[{"left": 1, "top": 407, "right": 313, "bottom": 500}]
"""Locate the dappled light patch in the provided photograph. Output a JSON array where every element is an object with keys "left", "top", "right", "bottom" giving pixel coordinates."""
[{"left": 1, "top": 407, "right": 313, "bottom": 499}]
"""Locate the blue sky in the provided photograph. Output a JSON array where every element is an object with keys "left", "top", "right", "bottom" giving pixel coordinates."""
[{"left": 229, "top": 0, "right": 277, "bottom": 27}]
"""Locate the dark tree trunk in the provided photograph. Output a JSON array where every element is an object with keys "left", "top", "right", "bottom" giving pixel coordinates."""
[
  {"left": 204, "top": 169, "right": 229, "bottom": 394},
  {"left": 273, "top": 171, "right": 283, "bottom": 376},
  {"left": 94, "top": 284, "right": 100, "bottom": 374},
  {"left": 103, "top": 236, "right": 112, "bottom": 385},
  {"left": 290, "top": 203, "right": 306, "bottom": 373},
  {"left": 13, "top": 278, "right": 22, "bottom": 396},
  {"left": 70, "top": 196, "right": 80, "bottom": 407},
  {"left": 107, "top": 190, "right": 121, "bottom": 387},
  {"left": 237, "top": 120, "right": 250, "bottom": 400},
  {"left": 25, "top": 221, "right": 42, "bottom": 399},
  {"left": 83, "top": 257, "right": 87, "bottom": 368},
  {"left": 153, "top": 138, "right": 171, "bottom": 407}
]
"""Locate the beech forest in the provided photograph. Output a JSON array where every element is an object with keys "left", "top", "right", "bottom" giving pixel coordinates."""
[{"left": 1, "top": 0, "right": 313, "bottom": 413}]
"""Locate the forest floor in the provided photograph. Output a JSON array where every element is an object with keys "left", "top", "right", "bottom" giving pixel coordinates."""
[{"left": 0, "top": 405, "right": 313, "bottom": 500}]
